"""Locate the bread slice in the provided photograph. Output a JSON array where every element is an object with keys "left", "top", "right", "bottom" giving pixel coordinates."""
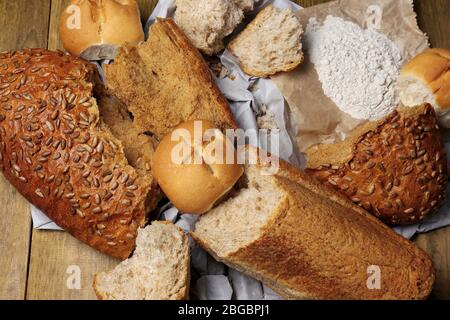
[
  {"left": 228, "top": 5, "right": 304, "bottom": 78},
  {"left": 305, "top": 104, "right": 448, "bottom": 225},
  {"left": 398, "top": 48, "right": 450, "bottom": 127},
  {"left": 192, "top": 146, "right": 435, "bottom": 299},
  {"left": 93, "top": 221, "right": 190, "bottom": 300},
  {"left": 105, "top": 18, "right": 237, "bottom": 140}
]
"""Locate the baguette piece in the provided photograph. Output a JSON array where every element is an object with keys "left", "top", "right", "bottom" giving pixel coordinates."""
[
  {"left": 105, "top": 18, "right": 237, "bottom": 140},
  {"left": 0, "top": 49, "right": 158, "bottom": 259},
  {"left": 228, "top": 5, "right": 304, "bottom": 78},
  {"left": 398, "top": 48, "right": 450, "bottom": 128},
  {"left": 94, "top": 221, "right": 190, "bottom": 300},
  {"left": 192, "top": 146, "right": 435, "bottom": 300},
  {"left": 305, "top": 104, "right": 447, "bottom": 225}
]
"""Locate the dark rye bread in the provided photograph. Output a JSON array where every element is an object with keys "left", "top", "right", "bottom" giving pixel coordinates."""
[
  {"left": 305, "top": 105, "right": 448, "bottom": 225},
  {"left": 192, "top": 146, "right": 435, "bottom": 299},
  {"left": 0, "top": 49, "right": 158, "bottom": 259},
  {"left": 104, "top": 18, "right": 237, "bottom": 140}
]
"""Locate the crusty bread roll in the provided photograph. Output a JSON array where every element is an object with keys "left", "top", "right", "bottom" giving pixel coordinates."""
[
  {"left": 94, "top": 221, "right": 190, "bottom": 300},
  {"left": 152, "top": 120, "right": 244, "bottom": 214},
  {"left": 305, "top": 104, "right": 448, "bottom": 225},
  {"left": 192, "top": 146, "right": 435, "bottom": 299},
  {"left": 228, "top": 5, "right": 304, "bottom": 78},
  {"left": 59, "top": 0, "right": 144, "bottom": 60},
  {"left": 398, "top": 48, "right": 450, "bottom": 127}
]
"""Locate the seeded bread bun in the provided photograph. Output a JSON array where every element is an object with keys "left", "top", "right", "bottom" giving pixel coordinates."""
[
  {"left": 0, "top": 49, "right": 158, "bottom": 259},
  {"left": 59, "top": 0, "right": 144, "bottom": 60},
  {"left": 93, "top": 221, "right": 190, "bottom": 300},
  {"left": 152, "top": 120, "right": 244, "bottom": 214},
  {"left": 228, "top": 5, "right": 304, "bottom": 78},
  {"left": 305, "top": 104, "right": 447, "bottom": 225},
  {"left": 398, "top": 49, "right": 450, "bottom": 128}
]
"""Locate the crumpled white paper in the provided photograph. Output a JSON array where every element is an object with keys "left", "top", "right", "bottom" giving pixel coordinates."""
[{"left": 30, "top": 0, "right": 450, "bottom": 300}]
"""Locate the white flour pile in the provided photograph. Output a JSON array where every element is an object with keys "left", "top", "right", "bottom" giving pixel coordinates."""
[{"left": 304, "top": 15, "right": 403, "bottom": 120}]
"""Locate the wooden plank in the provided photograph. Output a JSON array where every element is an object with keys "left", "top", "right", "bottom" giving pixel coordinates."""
[
  {"left": 27, "top": 231, "right": 118, "bottom": 300},
  {"left": 414, "top": 0, "right": 450, "bottom": 48},
  {"left": 0, "top": 0, "right": 51, "bottom": 300}
]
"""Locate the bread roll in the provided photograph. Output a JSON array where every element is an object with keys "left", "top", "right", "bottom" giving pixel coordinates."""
[
  {"left": 59, "top": 0, "right": 144, "bottom": 60},
  {"left": 398, "top": 48, "right": 450, "bottom": 127},
  {"left": 152, "top": 120, "right": 244, "bottom": 214},
  {"left": 305, "top": 104, "right": 447, "bottom": 225},
  {"left": 93, "top": 221, "right": 190, "bottom": 300}
]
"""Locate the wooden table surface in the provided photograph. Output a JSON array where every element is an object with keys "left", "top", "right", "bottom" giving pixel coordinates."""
[{"left": 0, "top": 0, "right": 449, "bottom": 300}]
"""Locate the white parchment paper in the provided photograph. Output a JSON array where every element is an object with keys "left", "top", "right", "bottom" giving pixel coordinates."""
[{"left": 30, "top": 0, "right": 450, "bottom": 299}]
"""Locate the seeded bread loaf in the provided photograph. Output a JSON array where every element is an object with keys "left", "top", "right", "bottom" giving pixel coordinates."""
[
  {"left": 192, "top": 146, "right": 435, "bottom": 299},
  {"left": 305, "top": 104, "right": 448, "bottom": 225},
  {"left": 228, "top": 5, "right": 304, "bottom": 78},
  {"left": 0, "top": 49, "right": 158, "bottom": 259},
  {"left": 93, "top": 221, "right": 190, "bottom": 300},
  {"left": 105, "top": 18, "right": 237, "bottom": 140}
]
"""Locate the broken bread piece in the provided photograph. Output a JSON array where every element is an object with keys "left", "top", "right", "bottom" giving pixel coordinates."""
[
  {"left": 94, "top": 221, "right": 190, "bottom": 300},
  {"left": 105, "top": 18, "right": 237, "bottom": 140},
  {"left": 398, "top": 48, "right": 450, "bottom": 128},
  {"left": 228, "top": 5, "right": 304, "bottom": 78},
  {"left": 305, "top": 105, "right": 447, "bottom": 225},
  {"left": 174, "top": 0, "right": 244, "bottom": 55},
  {"left": 192, "top": 146, "right": 435, "bottom": 299}
]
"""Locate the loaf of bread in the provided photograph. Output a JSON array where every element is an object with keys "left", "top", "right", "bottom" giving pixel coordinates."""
[
  {"left": 152, "top": 120, "right": 244, "bottom": 214},
  {"left": 398, "top": 48, "right": 450, "bottom": 128},
  {"left": 105, "top": 18, "right": 237, "bottom": 140},
  {"left": 174, "top": 0, "right": 244, "bottom": 55},
  {"left": 59, "top": 0, "right": 145, "bottom": 60},
  {"left": 0, "top": 49, "right": 158, "bottom": 259},
  {"left": 228, "top": 5, "right": 304, "bottom": 78},
  {"left": 305, "top": 104, "right": 447, "bottom": 225},
  {"left": 192, "top": 146, "right": 435, "bottom": 299},
  {"left": 93, "top": 221, "right": 190, "bottom": 300}
]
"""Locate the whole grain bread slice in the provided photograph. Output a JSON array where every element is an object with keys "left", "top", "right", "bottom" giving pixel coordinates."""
[
  {"left": 228, "top": 5, "right": 304, "bottom": 78},
  {"left": 105, "top": 18, "right": 237, "bottom": 140},
  {"left": 192, "top": 146, "right": 435, "bottom": 300},
  {"left": 94, "top": 221, "right": 190, "bottom": 300}
]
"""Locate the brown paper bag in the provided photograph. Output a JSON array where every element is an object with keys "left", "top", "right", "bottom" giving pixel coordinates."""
[{"left": 272, "top": 0, "right": 429, "bottom": 152}]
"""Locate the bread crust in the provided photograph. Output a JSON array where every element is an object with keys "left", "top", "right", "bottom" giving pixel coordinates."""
[
  {"left": 305, "top": 104, "right": 447, "bottom": 225},
  {"left": 228, "top": 5, "right": 304, "bottom": 78},
  {"left": 400, "top": 48, "right": 450, "bottom": 110},
  {"left": 192, "top": 146, "right": 435, "bottom": 300},
  {"left": 105, "top": 18, "right": 237, "bottom": 140},
  {"left": 59, "top": 0, "right": 145, "bottom": 57},
  {"left": 0, "top": 49, "right": 156, "bottom": 259}
]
